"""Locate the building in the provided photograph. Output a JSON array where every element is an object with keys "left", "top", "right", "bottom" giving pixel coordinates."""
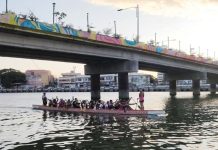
[
  {"left": 58, "top": 71, "right": 90, "bottom": 88},
  {"left": 177, "top": 80, "right": 207, "bottom": 85},
  {"left": 129, "top": 73, "right": 151, "bottom": 88},
  {"left": 25, "top": 70, "right": 54, "bottom": 88},
  {"left": 157, "top": 72, "right": 207, "bottom": 85},
  {"left": 58, "top": 71, "right": 153, "bottom": 89},
  {"left": 157, "top": 72, "right": 167, "bottom": 85}
]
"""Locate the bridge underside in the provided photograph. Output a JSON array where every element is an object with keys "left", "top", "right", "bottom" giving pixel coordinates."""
[
  {"left": 0, "top": 45, "right": 118, "bottom": 64},
  {"left": 0, "top": 44, "right": 216, "bottom": 77},
  {"left": 139, "top": 62, "right": 192, "bottom": 73}
]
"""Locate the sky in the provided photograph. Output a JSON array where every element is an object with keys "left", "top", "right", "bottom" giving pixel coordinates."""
[{"left": 0, "top": 0, "right": 218, "bottom": 77}]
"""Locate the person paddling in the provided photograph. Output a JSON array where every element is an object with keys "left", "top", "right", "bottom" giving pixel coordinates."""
[
  {"left": 42, "top": 92, "right": 47, "bottom": 106},
  {"left": 139, "top": 90, "right": 144, "bottom": 110}
]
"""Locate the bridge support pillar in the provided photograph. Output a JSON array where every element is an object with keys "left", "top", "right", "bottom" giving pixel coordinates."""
[
  {"left": 91, "top": 74, "right": 100, "bottom": 101},
  {"left": 192, "top": 80, "right": 200, "bottom": 97},
  {"left": 118, "top": 72, "right": 129, "bottom": 100},
  {"left": 169, "top": 80, "right": 177, "bottom": 97},
  {"left": 210, "top": 84, "right": 216, "bottom": 95}
]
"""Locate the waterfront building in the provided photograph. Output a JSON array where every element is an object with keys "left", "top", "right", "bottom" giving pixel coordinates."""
[
  {"left": 58, "top": 71, "right": 90, "bottom": 88},
  {"left": 177, "top": 80, "right": 207, "bottom": 85},
  {"left": 157, "top": 73, "right": 168, "bottom": 85},
  {"left": 25, "top": 70, "right": 54, "bottom": 88},
  {"left": 157, "top": 73, "right": 207, "bottom": 85},
  {"left": 58, "top": 71, "right": 153, "bottom": 89},
  {"left": 129, "top": 73, "right": 153, "bottom": 88}
]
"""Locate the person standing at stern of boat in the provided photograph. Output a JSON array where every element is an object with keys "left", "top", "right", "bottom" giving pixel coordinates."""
[
  {"left": 42, "top": 92, "right": 47, "bottom": 106},
  {"left": 139, "top": 90, "right": 144, "bottom": 110}
]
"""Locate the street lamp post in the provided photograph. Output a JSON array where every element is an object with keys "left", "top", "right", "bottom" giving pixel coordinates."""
[
  {"left": 114, "top": 20, "right": 117, "bottom": 37},
  {"left": 6, "top": 0, "right": 8, "bottom": 13},
  {"left": 207, "top": 49, "right": 209, "bottom": 58},
  {"left": 190, "top": 44, "right": 193, "bottom": 55},
  {"left": 117, "top": 4, "right": 140, "bottom": 43},
  {"left": 136, "top": 4, "right": 139, "bottom": 43},
  {"left": 179, "top": 40, "right": 181, "bottom": 51},
  {"left": 167, "top": 36, "right": 176, "bottom": 49},
  {"left": 86, "top": 13, "right": 94, "bottom": 32},
  {"left": 198, "top": 46, "right": 201, "bottom": 56},
  {"left": 155, "top": 32, "right": 157, "bottom": 46},
  {"left": 52, "top": 2, "right": 56, "bottom": 24},
  {"left": 87, "top": 13, "right": 90, "bottom": 32}
]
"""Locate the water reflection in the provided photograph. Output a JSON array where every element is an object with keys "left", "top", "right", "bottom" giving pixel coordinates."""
[
  {"left": 2, "top": 93, "right": 218, "bottom": 149},
  {"left": 165, "top": 94, "right": 217, "bottom": 124},
  {"left": 12, "top": 110, "right": 167, "bottom": 150}
]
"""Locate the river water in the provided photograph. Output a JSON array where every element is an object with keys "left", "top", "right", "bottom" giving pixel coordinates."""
[{"left": 1, "top": 92, "right": 218, "bottom": 150}]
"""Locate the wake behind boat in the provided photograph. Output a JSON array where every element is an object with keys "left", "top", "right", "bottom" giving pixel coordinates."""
[{"left": 32, "top": 105, "right": 166, "bottom": 117}]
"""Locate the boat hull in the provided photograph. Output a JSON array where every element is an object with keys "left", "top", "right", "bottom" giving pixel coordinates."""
[{"left": 32, "top": 105, "right": 165, "bottom": 116}]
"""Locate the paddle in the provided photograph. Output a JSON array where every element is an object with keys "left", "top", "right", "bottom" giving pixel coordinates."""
[
  {"left": 131, "top": 98, "right": 141, "bottom": 110},
  {"left": 124, "top": 97, "right": 140, "bottom": 110}
]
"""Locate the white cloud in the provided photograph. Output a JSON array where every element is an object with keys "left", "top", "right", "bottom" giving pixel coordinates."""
[{"left": 88, "top": 0, "right": 218, "bottom": 18}]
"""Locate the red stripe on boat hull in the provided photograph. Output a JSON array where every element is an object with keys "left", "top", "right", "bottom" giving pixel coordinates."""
[{"left": 32, "top": 105, "right": 165, "bottom": 116}]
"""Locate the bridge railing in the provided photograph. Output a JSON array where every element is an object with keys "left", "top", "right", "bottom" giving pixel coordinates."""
[{"left": 0, "top": 12, "right": 216, "bottom": 65}]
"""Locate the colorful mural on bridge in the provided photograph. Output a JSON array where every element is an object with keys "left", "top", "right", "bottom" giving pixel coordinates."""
[{"left": 0, "top": 13, "right": 213, "bottom": 64}]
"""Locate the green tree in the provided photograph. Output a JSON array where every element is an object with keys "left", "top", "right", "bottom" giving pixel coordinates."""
[
  {"left": 0, "top": 69, "right": 26, "bottom": 88},
  {"left": 103, "top": 28, "right": 112, "bottom": 36}
]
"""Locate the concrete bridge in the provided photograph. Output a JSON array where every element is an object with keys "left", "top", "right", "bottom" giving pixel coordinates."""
[{"left": 0, "top": 14, "right": 218, "bottom": 100}]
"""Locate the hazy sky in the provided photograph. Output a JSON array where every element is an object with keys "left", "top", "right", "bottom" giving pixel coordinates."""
[{"left": 0, "top": 0, "right": 218, "bottom": 77}]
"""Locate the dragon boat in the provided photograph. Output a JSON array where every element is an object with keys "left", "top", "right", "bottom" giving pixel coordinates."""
[{"left": 32, "top": 105, "right": 166, "bottom": 117}]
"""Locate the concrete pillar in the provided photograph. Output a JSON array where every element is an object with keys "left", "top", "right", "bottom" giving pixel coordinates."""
[
  {"left": 192, "top": 80, "right": 200, "bottom": 97},
  {"left": 118, "top": 72, "right": 129, "bottom": 100},
  {"left": 210, "top": 84, "right": 216, "bottom": 95},
  {"left": 91, "top": 74, "right": 100, "bottom": 101},
  {"left": 169, "top": 80, "right": 177, "bottom": 97}
]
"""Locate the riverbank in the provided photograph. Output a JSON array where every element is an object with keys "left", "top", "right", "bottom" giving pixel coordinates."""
[{"left": 0, "top": 84, "right": 211, "bottom": 93}]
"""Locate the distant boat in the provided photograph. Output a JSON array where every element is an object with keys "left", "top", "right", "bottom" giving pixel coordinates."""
[{"left": 32, "top": 105, "right": 166, "bottom": 117}]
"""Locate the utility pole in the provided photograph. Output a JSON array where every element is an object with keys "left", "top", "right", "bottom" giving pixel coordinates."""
[
  {"left": 179, "top": 40, "right": 181, "bottom": 52},
  {"left": 87, "top": 13, "right": 90, "bottom": 32},
  {"left": 117, "top": 4, "right": 140, "bottom": 43},
  {"left": 52, "top": 2, "right": 56, "bottom": 24},
  {"left": 190, "top": 44, "right": 192, "bottom": 55},
  {"left": 114, "top": 20, "right": 117, "bottom": 37},
  {"left": 136, "top": 4, "right": 139, "bottom": 43},
  {"left": 155, "top": 32, "right": 157, "bottom": 46},
  {"left": 6, "top": 0, "right": 8, "bottom": 13},
  {"left": 198, "top": 46, "right": 200, "bottom": 56},
  {"left": 207, "top": 49, "right": 209, "bottom": 58}
]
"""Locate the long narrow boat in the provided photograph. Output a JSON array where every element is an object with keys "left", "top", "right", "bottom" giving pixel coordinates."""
[{"left": 32, "top": 105, "right": 166, "bottom": 117}]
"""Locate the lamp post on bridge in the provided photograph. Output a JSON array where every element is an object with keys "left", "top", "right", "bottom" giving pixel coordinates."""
[
  {"left": 52, "top": 2, "right": 56, "bottom": 24},
  {"left": 167, "top": 36, "right": 176, "bottom": 49},
  {"left": 87, "top": 12, "right": 90, "bottom": 32},
  {"left": 155, "top": 32, "right": 157, "bottom": 46},
  {"left": 86, "top": 13, "right": 94, "bottom": 32},
  {"left": 114, "top": 20, "right": 117, "bottom": 37},
  {"left": 162, "top": 37, "right": 176, "bottom": 49},
  {"left": 198, "top": 46, "right": 201, "bottom": 56},
  {"left": 189, "top": 44, "right": 195, "bottom": 55},
  {"left": 6, "top": 0, "right": 8, "bottom": 13},
  {"left": 117, "top": 4, "right": 139, "bottom": 43},
  {"left": 179, "top": 40, "right": 181, "bottom": 52},
  {"left": 207, "top": 49, "right": 209, "bottom": 59}
]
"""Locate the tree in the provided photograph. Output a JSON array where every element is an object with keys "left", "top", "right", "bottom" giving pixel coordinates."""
[
  {"left": 28, "top": 11, "right": 38, "bottom": 22},
  {"left": 0, "top": 69, "right": 26, "bottom": 88},
  {"left": 103, "top": 28, "right": 112, "bottom": 36}
]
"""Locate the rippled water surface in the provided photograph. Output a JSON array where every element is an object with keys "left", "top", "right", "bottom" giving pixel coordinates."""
[{"left": 1, "top": 92, "right": 218, "bottom": 149}]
